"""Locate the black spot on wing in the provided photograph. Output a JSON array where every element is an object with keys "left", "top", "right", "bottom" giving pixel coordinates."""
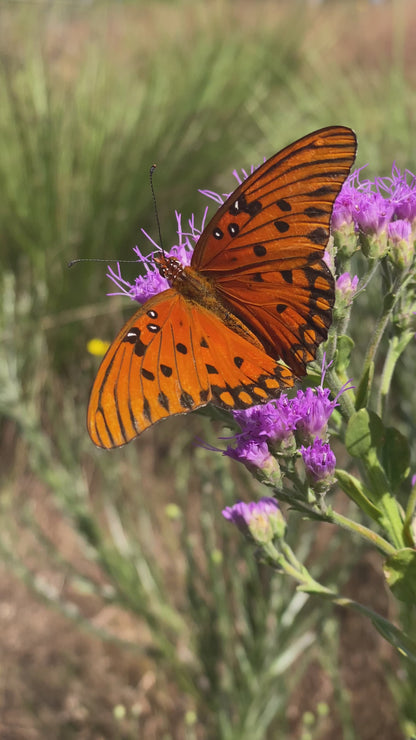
[
  {"left": 143, "top": 397, "right": 152, "bottom": 422},
  {"left": 124, "top": 328, "right": 141, "bottom": 344},
  {"left": 158, "top": 391, "right": 170, "bottom": 411},
  {"left": 206, "top": 364, "right": 219, "bottom": 375},
  {"left": 142, "top": 368, "right": 155, "bottom": 381},
  {"left": 274, "top": 220, "right": 290, "bottom": 233},
  {"left": 228, "top": 222, "right": 239, "bottom": 237},
  {"left": 304, "top": 206, "right": 327, "bottom": 218},
  {"left": 307, "top": 227, "right": 328, "bottom": 245},
  {"left": 276, "top": 198, "right": 292, "bottom": 212},
  {"left": 180, "top": 391, "right": 195, "bottom": 409},
  {"left": 160, "top": 364, "right": 173, "bottom": 377},
  {"left": 307, "top": 185, "right": 335, "bottom": 197}
]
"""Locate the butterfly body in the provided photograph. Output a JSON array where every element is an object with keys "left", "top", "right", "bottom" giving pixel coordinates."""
[
  {"left": 88, "top": 126, "right": 357, "bottom": 448},
  {"left": 156, "top": 254, "right": 265, "bottom": 350}
]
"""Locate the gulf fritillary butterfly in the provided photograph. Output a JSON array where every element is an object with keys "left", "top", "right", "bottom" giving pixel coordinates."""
[{"left": 88, "top": 126, "right": 357, "bottom": 448}]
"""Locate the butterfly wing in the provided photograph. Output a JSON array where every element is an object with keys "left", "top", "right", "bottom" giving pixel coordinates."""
[
  {"left": 88, "top": 290, "right": 293, "bottom": 448},
  {"left": 191, "top": 126, "right": 357, "bottom": 375}
]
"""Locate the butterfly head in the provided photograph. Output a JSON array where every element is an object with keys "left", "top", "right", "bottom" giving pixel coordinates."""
[{"left": 154, "top": 254, "right": 185, "bottom": 285}]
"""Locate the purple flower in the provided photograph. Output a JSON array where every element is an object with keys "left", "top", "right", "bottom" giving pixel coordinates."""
[
  {"left": 336, "top": 272, "right": 359, "bottom": 304},
  {"left": 374, "top": 164, "right": 416, "bottom": 223},
  {"left": 225, "top": 439, "right": 271, "bottom": 467},
  {"left": 292, "top": 386, "right": 337, "bottom": 440},
  {"left": 387, "top": 218, "right": 413, "bottom": 268},
  {"left": 225, "top": 439, "right": 282, "bottom": 486},
  {"left": 332, "top": 164, "right": 416, "bottom": 264},
  {"left": 233, "top": 395, "right": 299, "bottom": 444},
  {"left": 332, "top": 167, "right": 370, "bottom": 231},
  {"left": 300, "top": 439, "right": 336, "bottom": 483},
  {"left": 353, "top": 191, "right": 395, "bottom": 236},
  {"left": 222, "top": 497, "right": 285, "bottom": 543},
  {"left": 106, "top": 209, "right": 206, "bottom": 303}
]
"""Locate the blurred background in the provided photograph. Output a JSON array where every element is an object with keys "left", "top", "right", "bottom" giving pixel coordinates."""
[{"left": 1, "top": 0, "right": 415, "bottom": 738}]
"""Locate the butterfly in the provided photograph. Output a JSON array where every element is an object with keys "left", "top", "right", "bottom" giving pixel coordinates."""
[{"left": 88, "top": 126, "right": 357, "bottom": 448}]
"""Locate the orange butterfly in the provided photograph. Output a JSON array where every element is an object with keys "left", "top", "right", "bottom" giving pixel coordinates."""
[{"left": 88, "top": 126, "right": 357, "bottom": 448}]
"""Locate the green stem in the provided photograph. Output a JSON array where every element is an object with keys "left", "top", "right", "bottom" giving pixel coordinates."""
[
  {"left": 361, "top": 269, "right": 414, "bottom": 384},
  {"left": 403, "top": 483, "right": 416, "bottom": 548},
  {"left": 377, "top": 331, "right": 415, "bottom": 418},
  {"left": 262, "top": 540, "right": 416, "bottom": 661},
  {"left": 324, "top": 508, "right": 397, "bottom": 556}
]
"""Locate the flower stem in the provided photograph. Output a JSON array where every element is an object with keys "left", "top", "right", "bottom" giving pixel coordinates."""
[
  {"left": 324, "top": 508, "right": 396, "bottom": 556},
  {"left": 403, "top": 483, "right": 416, "bottom": 548},
  {"left": 262, "top": 539, "right": 416, "bottom": 661},
  {"left": 377, "top": 331, "right": 414, "bottom": 418}
]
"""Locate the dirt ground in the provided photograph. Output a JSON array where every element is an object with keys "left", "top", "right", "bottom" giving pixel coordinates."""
[{"left": 0, "top": 465, "right": 405, "bottom": 740}]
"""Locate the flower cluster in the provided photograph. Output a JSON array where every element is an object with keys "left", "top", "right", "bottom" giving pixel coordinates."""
[
  {"left": 220, "top": 383, "right": 340, "bottom": 490},
  {"left": 332, "top": 164, "right": 416, "bottom": 267}
]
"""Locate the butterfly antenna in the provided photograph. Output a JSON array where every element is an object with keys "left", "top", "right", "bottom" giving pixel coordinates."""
[
  {"left": 150, "top": 164, "right": 165, "bottom": 255},
  {"left": 68, "top": 258, "right": 140, "bottom": 268}
]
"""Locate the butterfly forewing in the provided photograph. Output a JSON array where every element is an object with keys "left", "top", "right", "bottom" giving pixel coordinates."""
[
  {"left": 191, "top": 126, "right": 356, "bottom": 375},
  {"left": 88, "top": 290, "right": 209, "bottom": 448},
  {"left": 192, "top": 126, "right": 357, "bottom": 273},
  {"left": 88, "top": 292, "right": 294, "bottom": 448}
]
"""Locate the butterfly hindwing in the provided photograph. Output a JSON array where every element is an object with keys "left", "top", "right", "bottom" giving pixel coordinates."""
[{"left": 191, "top": 304, "right": 294, "bottom": 410}]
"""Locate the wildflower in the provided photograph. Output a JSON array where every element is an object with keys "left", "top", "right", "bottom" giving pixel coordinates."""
[
  {"left": 225, "top": 439, "right": 282, "bottom": 487},
  {"left": 331, "top": 168, "right": 364, "bottom": 258},
  {"left": 292, "top": 386, "right": 338, "bottom": 442},
  {"left": 375, "top": 164, "right": 416, "bottom": 224},
  {"left": 300, "top": 439, "right": 336, "bottom": 485},
  {"left": 387, "top": 219, "right": 413, "bottom": 270},
  {"left": 222, "top": 497, "right": 286, "bottom": 543},
  {"left": 335, "top": 272, "right": 359, "bottom": 307},
  {"left": 106, "top": 210, "right": 204, "bottom": 303},
  {"left": 87, "top": 338, "right": 110, "bottom": 357},
  {"left": 233, "top": 395, "right": 299, "bottom": 446}
]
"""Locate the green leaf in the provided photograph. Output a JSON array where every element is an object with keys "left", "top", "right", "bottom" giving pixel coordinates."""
[
  {"left": 345, "top": 409, "right": 384, "bottom": 458},
  {"left": 335, "top": 335, "right": 354, "bottom": 374},
  {"left": 381, "top": 427, "right": 411, "bottom": 490},
  {"left": 370, "top": 613, "right": 416, "bottom": 662},
  {"left": 335, "top": 469, "right": 383, "bottom": 522},
  {"left": 355, "top": 361, "right": 374, "bottom": 410},
  {"left": 384, "top": 548, "right": 416, "bottom": 605}
]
